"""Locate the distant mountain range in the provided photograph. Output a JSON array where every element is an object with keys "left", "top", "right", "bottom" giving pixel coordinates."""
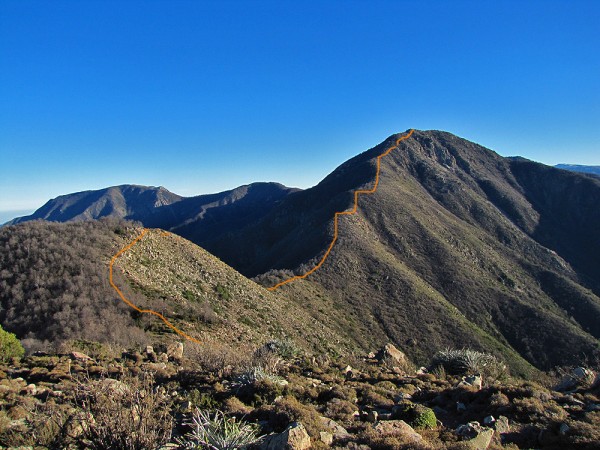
[
  {"left": 3, "top": 130, "right": 600, "bottom": 372},
  {"left": 555, "top": 164, "right": 600, "bottom": 176}
]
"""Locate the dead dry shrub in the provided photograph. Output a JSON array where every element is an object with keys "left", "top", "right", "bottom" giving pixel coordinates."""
[
  {"left": 323, "top": 398, "right": 358, "bottom": 421},
  {"left": 269, "top": 396, "right": 325, "bottom": 441},
  {"left": 360, "top": 385, "right": 395, "bottom": 409},
  {"left": 222, "top": 396, "right": 253, "bottom": 416},
  {"left": 185, "top": 342, "right": 252, "bottom": 376},
  {"left": 0, "top": 400, "right": 76, "bottom": 448},
  {"left": 75, "top": 372, "right": 173, "bottom": 450}
]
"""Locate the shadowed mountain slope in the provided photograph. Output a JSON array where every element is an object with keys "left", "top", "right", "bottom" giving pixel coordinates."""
[
  {"left": 242, "top": 130, "right": 600, "bottom": 371},
  {"left": 6, "top": 183, "right": 298, "bottom": 242}
]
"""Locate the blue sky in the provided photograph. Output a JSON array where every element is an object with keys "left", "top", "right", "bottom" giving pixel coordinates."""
[{"left": 1, "top": 0, "right": 599, "bottom": 222}]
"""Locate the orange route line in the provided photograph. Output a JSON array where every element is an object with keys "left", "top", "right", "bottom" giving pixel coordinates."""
[
  {"left": 267, "top": 129, "right": 415, "bottom": 291},
  {"left": 109, "top": 228, "right": 202, "bottom": 344}
]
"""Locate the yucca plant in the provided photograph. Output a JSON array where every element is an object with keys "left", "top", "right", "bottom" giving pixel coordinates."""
[
  {"left": 233, "top": 366, "right": 287, "bottom": 387},
  {"left": 432, "top": 348, "right": 503, "bottom": 376},
  {"left": 176, "top": 409, "right": 260, "bottom": 450}
]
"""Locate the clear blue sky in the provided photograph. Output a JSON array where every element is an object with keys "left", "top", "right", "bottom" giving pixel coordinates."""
[{"left": 1, "top": 0, "right": 599, "bottom": 221}]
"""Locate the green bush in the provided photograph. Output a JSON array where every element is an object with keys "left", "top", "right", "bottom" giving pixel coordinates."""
[
  {"left": 396, "top": 403, "right": 437, "bottom": 429},
  {"left": 0, "top": 325, "right": 24, "bottom": 361}
]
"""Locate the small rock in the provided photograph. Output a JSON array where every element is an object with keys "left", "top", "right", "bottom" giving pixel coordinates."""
[
  {"left": 394, "top": 392, "right": 412, "bottom": 402},
  {"left": 24, "top": 384, "right": 37, "bottom": 396},
  {"left": 483, "top": 415, "right": 495, "bottom": 426},
  {"left": 558, "top": 423, "right": 570, "bottom": 436},
  {"left": 179, "top": 400, "right": 192, "bottom": 412},
  {"left": 458, "top": 374, "right": 483, "bottom": 390},
  {"left": 367, "top": 410, "right": 379, "bottom": 423},
  {"left": 416, "top": 367, "right": 428, "bottom": 375},
  {"left": 342, "top": 365, "right": 353, "bottom": 374},
  {"left": 456, "top": 402, "right": 467, "bottom": 412}
]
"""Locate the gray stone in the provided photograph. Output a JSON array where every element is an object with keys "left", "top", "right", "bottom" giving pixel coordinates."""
[
  {"left": 456, "top": 402, "right": 467, "bottom": 412},
  {"left": 483, "top": 415, "right": 495, "bottom": 426}
]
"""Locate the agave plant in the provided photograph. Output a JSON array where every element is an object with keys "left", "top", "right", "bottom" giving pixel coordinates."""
[
  {"left": 176, "top": 409, "right": 260, "bottom": 450},
  {"left": 432, "top": 348, "right": 502, "bottom": 375}
]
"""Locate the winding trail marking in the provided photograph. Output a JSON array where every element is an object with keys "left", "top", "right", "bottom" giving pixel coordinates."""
[
  {"left": 109, "top": 228, "right": 202, "bottom": 344},
  {"left": 267, "top": 129, "right": 414, "bottom": 291},
  {"left": 109, "top": 129, "right": 414, "bottom": 341}
]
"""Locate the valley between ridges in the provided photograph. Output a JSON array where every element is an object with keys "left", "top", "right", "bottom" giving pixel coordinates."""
[{"left": 108, "top": 129, "right": 415, "bottom": 343}]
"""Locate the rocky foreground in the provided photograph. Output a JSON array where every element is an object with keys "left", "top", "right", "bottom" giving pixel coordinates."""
[{"left": 1, "top": 341, "right": 599, "bottom": 449}]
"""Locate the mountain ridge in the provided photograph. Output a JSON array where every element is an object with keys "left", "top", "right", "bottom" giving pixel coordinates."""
[{"left": 3, "top": 129, "right": 600, "bottom": 372}]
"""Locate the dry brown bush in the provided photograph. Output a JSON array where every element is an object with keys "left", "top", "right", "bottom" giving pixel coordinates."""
[{"left": 75, "top": 372, "right": 173, "bottom": 450}]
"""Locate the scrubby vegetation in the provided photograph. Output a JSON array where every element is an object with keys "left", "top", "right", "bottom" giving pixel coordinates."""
[
  {"left": 0, "top": 219, "right": 151, "bottom": 351},
  {"left": 0, "top": 340, "right": 599, "bottom": 449}
]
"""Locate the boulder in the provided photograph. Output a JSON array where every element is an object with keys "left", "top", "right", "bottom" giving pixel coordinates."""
[
  {"left": 376, "top": 343, "right": 407, "bottom": 365},
  {"left": 71, "top": 351, "right": 92, "bottom": 361},
  {"left": 556, "top": 366, "right": 596, "bottom": 391},
  {"left": 260, "top": 422, "right": 311, "bottom": 450},
  {"left": 374, "top": 420, "right": 423, "bottom": 443},
  {"left": 320, "top": 417, "right": 351, "bottom": 440},
  {"left": 456, "top": 422, "right": 494, "bottom": 449},
  {"left": 465, "top": 428, "right": 494, "bottom": 449}
]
